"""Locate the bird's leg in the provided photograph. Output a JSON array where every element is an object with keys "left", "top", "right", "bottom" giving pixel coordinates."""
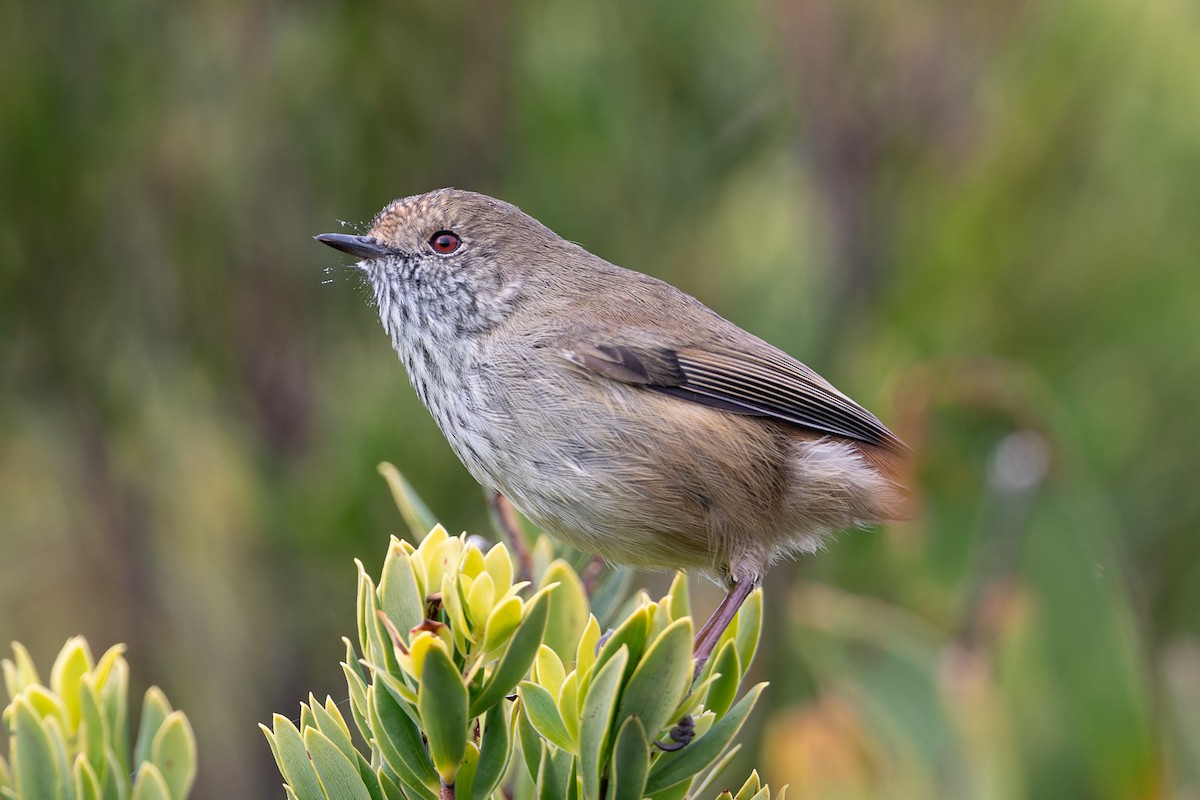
[
  {"left": 692, "top": 578, "right": 756, "bottom": 678},
  {"left": 488, "top": 491, "right": 533, "bottom": 583}
]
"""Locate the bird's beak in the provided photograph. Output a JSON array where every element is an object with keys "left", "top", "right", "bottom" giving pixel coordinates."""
[{"left": 314, "top": 233, "right": 391, "bottom": 260}]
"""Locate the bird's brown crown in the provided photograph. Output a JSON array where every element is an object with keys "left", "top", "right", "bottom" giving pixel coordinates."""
[{"left": 365, "top": 188, "right": 555, "bottom": 258}]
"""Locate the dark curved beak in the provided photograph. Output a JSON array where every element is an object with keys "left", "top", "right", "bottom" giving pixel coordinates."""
[{"left": 314, "top": 233, "right": 391, "bottom": 260}]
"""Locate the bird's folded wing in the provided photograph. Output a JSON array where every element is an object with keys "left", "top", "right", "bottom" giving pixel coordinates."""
[{"left": 556, "top": 337, "right": 905, "bottom": 451}]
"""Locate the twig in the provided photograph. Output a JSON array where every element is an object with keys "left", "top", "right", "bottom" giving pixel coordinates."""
[{"left": 489, "top": 492, "right": 533, "bottom": 582}]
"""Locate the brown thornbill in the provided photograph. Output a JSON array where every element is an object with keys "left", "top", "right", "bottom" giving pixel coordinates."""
[{"left": 317, "top": 189, "right": 909, "bottom": 674}]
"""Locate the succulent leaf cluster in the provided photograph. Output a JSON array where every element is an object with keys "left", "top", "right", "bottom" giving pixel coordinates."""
[
  {"left": 0, "top": 637, "right": 197, "bottom": 800},
  {"left": 264, "top": 469, "right": 781, "bottom": 800}
]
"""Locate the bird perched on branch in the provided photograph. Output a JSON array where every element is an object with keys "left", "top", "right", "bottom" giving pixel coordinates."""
[{"left": 317, "top": 188, "right": 909, "bottom": 673}]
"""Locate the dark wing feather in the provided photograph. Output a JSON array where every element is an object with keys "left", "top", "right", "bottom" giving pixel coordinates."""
[{"left": 559, "top": 338, "right": 905, "bottom": 451}]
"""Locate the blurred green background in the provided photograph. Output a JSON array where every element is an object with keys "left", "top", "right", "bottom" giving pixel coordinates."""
[{"left": 2, "top": 0, "right": 1198, "bottom": 796}]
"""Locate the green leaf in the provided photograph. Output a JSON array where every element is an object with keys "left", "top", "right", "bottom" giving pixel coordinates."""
[
  {"left": 378, "top": 770, "right": 408, "bottom": 800},
  {"left": 356, "top": 562, "right": 376, "bottom": 665},
  {"left": 609, "top": 717, "right": 650, "bottom": 800},
  {"left": 453, "top": 742, "right": 480, "bottom": 800},
  {"left": 351, "top": 747, "right": 385, "bottom": 800},
  {"left": 368, "top": 684, "right": 439, "bottom": 795},
  {"left": 378, "top": 463, "right": 439, "bottom": 540},
  {"left": 536, "top": 743, "right": 574, "bottom": 800},
  {"left": 90, "top": 645, "right": 125, "bottom": 693},
  {"left": 341, "top": 656, "right": 373, "bottom": 746},
  {"left": 644, "top": 683, "right": 766, "bottom": 794},
  {"left": 557, "top": 672, "right": 581, "bottom": 746},
  {"left": 593, "top": 606, "right": 649, "bottom": 686},
  {"left": 4, "top": 643, "right": 41, "bottom": 696},
  {"left": 702, "top": 641, "right": 741, "bottom": 719},
  {"left": 73, "top": 755, "right": 102, "bottom": 800},
  {"left": 646, "top": 782, "right": 691, "bottom": 800},
  {"left": 379, "top": 538, "right": 426, "bottom": 638},
  {"left": 417, "top": 644, "right": 468, "bottom": 783},
  {"left": 309, "top": 695, "right": 356, "bottom": 764},
  {"left": 533, "top": 646, "right": 566, "bottom": 700},
  {"left": 579, "top": 646, "right": 628, "bottom": 800},
  {"left": 666, "top": 573, "right": 690, "bottom": 622},
  {"left": 588, "top": 568, "right": 633, "bottom": 629},
  {"left": 50, "top": 636, "right": 92, "bottom": 732},
  {"left": 483, "top": 543, "right": 514, "bottom": 597},
  {"left": 149, "top": 711, "right": 197, "bottom": 800},
  {"left": 650, "top": 601, "right": 672, "bottom": 641},
  {"left": 133, "top": 688, "right": 171, "bottom": 771},
  {"left": 131, "top": 763, "right": 172, "bottom": 800},
  {"left": 469, "top": 704, "right": 512, "bottom": 800},
  {"left": 102, "top": 749, "right": 125, "bottom": 800},
  {"left": 99, "top": 657, "right": 131, "bottom": 776},
  {"left": 41, "top": 715, "right": 72, "bottom": 800},
  {"left": 733, "top": 590, "right": 762, "bottom": 675},
  {"left": 470, "top": 590, "right": 551, "bottom": 718},
  {"left": 615, "top": 618, "right": 693, "bottom": 741},
  {"left": 732, "top": 770, "right": 761, "bottom": 800},
  {"left": 265, "top": 715, "right": 324, "bottom": 800},
  {"left": 305, "top": 727, "right": 372, "bottom": 800},
  {"left": 516, "top": 701, "right": 543, "bottom": 788},
  {"left": 467, "top": 572, "right": 497, "bottom": 631},
  {"left": 358, "top": 565, "right": 402, "bottom": 678},
  {"left": 518, "top": 682, "right": 574, "bottom": 752},
  {"left": 574, "top": 616, "right": 601, "bottom": 677},
  {"left": 482, "top": 596, "right": 524, "bottom": 654},
  {"left": 25, "top": 685, "right": 67, "bottom": 727},
  {"left": 11, "top": 697, "right": 62, "bottom": 799},
  {"left": 78, "top": 680, "right": 108, "bottom": 785},
  {"left": 540, "top": 560, "right": 589, "bottom": 659}
]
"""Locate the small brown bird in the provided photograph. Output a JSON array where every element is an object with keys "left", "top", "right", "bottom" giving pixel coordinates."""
[{"left": 317, "top": 189, "right": 909, "bottom": 672}]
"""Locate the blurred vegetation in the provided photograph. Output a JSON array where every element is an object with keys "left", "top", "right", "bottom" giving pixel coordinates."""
[
  {"left": 1, "top": 0, "right": 1198, "bottom": 797},
  {"left": 1, "top": 638, "right": 196, "bottom": 800}
]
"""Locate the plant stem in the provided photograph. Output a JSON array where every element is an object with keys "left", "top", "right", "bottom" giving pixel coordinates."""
[
  {"left": 441, "top": 780, "right": 455, "bottom": 800},
  {"left": 489, "top": 491, "right": 533, "bottom": 582}
]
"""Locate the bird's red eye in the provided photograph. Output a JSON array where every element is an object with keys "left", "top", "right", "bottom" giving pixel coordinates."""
[{"left": 429, "top": 231, "right": 461, "bottom": 254}]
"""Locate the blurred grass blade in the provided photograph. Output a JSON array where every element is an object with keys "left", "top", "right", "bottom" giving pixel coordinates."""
[{"left": 378, "top": 463, "right": 439, "bottom": 539}]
